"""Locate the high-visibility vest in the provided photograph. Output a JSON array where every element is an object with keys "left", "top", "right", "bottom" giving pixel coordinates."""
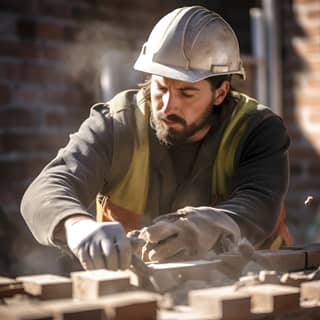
[{"left": 96, "top": 89, "right": 293, "bottom": 249}]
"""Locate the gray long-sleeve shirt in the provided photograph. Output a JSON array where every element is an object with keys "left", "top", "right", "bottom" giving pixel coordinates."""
[{"left": 21, "top": 89, "right": 290, "bottom": 248}]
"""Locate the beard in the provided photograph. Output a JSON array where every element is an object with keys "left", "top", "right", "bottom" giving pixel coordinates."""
[{"left": 151, "top": 107, "right": 213, "bottom": 146}]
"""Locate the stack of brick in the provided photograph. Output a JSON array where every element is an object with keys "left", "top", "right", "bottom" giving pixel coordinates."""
[{"left": 2, "top": 247, "right": 320, "bottom": 319}]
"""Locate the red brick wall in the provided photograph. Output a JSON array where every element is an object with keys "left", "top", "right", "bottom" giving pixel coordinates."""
[{"left": 281, "top": 0, "right": 320, "bottom": 243}]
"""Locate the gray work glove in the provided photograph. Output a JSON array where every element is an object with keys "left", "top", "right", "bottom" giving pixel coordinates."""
[
  {"left": 137, "top": 206, "right": 242, "bottom": 262},
  {"left": 65, "top": 218, "right": 132, "bottom": 270}
]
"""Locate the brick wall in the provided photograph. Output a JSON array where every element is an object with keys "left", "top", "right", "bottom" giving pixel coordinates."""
[{"left": 281, "top": 0, "right": 320, "bottom": 243}]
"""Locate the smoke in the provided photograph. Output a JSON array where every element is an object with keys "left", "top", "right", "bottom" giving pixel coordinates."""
[{"left": 63, "top": 21, "right": 145, "bottom": 101}]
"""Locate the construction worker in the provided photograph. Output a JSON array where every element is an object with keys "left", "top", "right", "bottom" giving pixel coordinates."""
[{"left": 21, "top": 6, "right": 291, "bottom": 271}]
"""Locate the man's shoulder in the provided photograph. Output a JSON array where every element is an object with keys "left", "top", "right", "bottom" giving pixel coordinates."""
[
  {"left": 232, "top": 90, "right": 279, "bottom": 120},
  {"left": 107, "top": 89, "right": 139, "bottom": 114},
  {"left": 90, "top": 89, "right": 139, "bottom": 114}
]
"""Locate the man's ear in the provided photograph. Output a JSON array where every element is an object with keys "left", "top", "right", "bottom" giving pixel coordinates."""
[{"left": 213, "top": 80, "right": 230, "bottom": 105}]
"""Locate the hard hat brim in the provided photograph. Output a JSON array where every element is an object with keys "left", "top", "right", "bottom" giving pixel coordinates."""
[{"left": 134, "top": 57, "right": 245, "bottom": 83}]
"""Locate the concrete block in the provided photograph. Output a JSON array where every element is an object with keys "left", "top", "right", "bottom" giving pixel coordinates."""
[
  {"left": 189, "top": 285, "right": 251, "bottom": 320},
  {"left": 97, "top": 290, "right": 158, "bottom": 320},
  {"left": 239, "top": 284, "right": 300, "bottom": 314},
  {"left": 71, "top": 269, "right": 131, "bottom": 299},
  {"left": 16, "top": 274, "right": 72, "bottom": 300},
  {"left": 0, "top": 305, "right": 53, "bottom": 320}
]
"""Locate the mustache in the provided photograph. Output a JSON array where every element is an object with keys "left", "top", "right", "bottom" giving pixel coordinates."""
[{"left": 157, "top": 112, "right": 186, "bottom": 126}]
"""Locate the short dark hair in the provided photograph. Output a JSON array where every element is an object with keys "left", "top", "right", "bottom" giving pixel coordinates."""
[{"left": 206, "top": 75, "right": 232, "bottom": 91}]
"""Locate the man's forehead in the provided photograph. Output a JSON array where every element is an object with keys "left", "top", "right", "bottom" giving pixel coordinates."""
[{"left": 151, "top": 75, "right": 204, "bottom": 89}]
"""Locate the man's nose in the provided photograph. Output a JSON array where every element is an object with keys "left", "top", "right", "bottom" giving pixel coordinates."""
[{"left": 161, "top": 91, "right": 177, "bottom": 114}]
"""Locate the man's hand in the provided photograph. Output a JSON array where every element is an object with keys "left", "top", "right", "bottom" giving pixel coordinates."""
[
  {"left": 138, "top": 206, "right": 241, "bottom": 262},
  {"left": 65, "top": 217, "right": 131, "bottom": 270}
]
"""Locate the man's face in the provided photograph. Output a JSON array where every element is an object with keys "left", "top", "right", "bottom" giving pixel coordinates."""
[{"left": 150, "top": 75, "right": 215, "bottom": 146}]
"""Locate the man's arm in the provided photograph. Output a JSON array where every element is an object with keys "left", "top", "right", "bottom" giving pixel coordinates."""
[
  {"left": 215, "top": 114, "right": 290, "bottom": 245},
  {"left": 137, "top": 114, "right": 290, "bottom": 261},
  {"left": 20, "top": 103, "right": 114, "bottom": 247}
]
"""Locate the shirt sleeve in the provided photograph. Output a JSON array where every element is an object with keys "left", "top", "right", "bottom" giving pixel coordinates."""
[
  {"left": 214, "top": 114, "right": 290, "bottom": 245},
  {"left": 20, "top": 103, "right": 114, "bottom": 247}
]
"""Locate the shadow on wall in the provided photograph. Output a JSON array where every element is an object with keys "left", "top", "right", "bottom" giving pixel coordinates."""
[{"left": 281, "top": 2, "right": 320, "bottom": 244}]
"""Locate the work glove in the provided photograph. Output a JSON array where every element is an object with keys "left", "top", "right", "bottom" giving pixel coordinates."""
[
  {"left": 65, "top": 218, "right": 132, "bottom": 270},
  {"left": 137, "top": 206, "right": 242, "bottom": 262}
]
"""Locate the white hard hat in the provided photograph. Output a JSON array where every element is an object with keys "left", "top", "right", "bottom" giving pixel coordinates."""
[{"left": 134, "top": 6, "right": 245, "bottom": 82}]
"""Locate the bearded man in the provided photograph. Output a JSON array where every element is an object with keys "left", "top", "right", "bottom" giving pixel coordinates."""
[{"left": 21, "top": 6, "right": 291, "bottom": 271}]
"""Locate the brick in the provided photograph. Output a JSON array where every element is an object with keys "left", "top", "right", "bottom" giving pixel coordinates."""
[
  {"left": 0, "top": 277, "right": 24, "bottom": 297},
  {"left": 159, "top": 307, "right": 211, "bottom": 320},
  {"left": 189, "top": 285, "right": 251, "bottom": 320},
  {"left": 0, "top": 61, "right": 66, "bottom": 85},
  {"left": 97, "top": 290, "right": 158, "bottom": 320},
  {"left": 16, "top": 274, "right": 72, "bottom": 300},
  {"left": 41, "top": 300, "right": 105, "bottom": 320},
  {"left": 0, "top": 159, "right": 48, "bottom": 182},
  {"left": 253, "top": 249, "right": 306, "bottom": 272},
  {"left": 293, "top": 0, "right": 320, "bottom": 4},
  {"left": 37, "top": 22, "right": 71, "bottom": 42},
  {"left": 36, "top": 2, "right": 73, "bottom": 19},
  {"left": 239, "top": 284, "right": 300, "bottom": 314},
  {"left": 306, "top": 244, "right": 320, "bottom": 268},
  {"left": 71, "top": 269, "right": 131, "bottom": 299},
  {"left": 280, "top": 270, "right": 317, "bottom": 287},
  {"left": 1, "top": 131, "right": 66, "bottom": 153},
  {"left": 0, "top": 305, "right": 53, "bottom": 320},
  {"left": 0, "top": 83, "right": 11, "bottom": 104},
  {"left": 16, "top": 17, "right": 37, "bottom": 41},
  {"left": 0, "top": 107, "right": 42, "bottom": 128},
  {"left": 135, "top": 259, "right": 226, "bottom": 292},
  {"left": 301, "top": 280, "right": 320, "bottom": 302}
]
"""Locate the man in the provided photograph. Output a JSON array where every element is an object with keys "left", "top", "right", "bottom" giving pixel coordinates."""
[{"left": 21, "top": 6, "right": 291, "bottom": 271}]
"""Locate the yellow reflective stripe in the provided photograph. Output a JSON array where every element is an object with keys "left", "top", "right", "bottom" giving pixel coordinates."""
[
  {"left": 270, "top": 235, "right": 283, "bottom": 250},
  {"left": 212, "top": 93, "right": 258, "bottom": 197},
  {"left": 107, "top": 91, "right": 150, "bottom": 215},
  {"left": 107, "top": 91, "right": 262, "bottom": 216}
]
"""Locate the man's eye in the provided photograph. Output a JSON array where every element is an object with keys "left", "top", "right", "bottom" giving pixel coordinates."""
[{"left": 181, "top": 92, "right": 193, "bottom": 98}]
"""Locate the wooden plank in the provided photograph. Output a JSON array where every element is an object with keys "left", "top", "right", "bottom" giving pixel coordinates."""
[
  {"left": 16, "top": 274, "right": 72, "bottom": 300},
  {"left": 0, "top": 305, "right": 53, "bottom": 320},
  {"left": 189, "top": 285, "right": 251, "bottom": 320},
  {"left": 238, "top": 284, "right": 300, "bottom": 315},
  {"left": 97, "top": 290, "right": 158, "bottom": 320},
  {"left": 71, "top": 269, "right": 131, "bottom": 299}
]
